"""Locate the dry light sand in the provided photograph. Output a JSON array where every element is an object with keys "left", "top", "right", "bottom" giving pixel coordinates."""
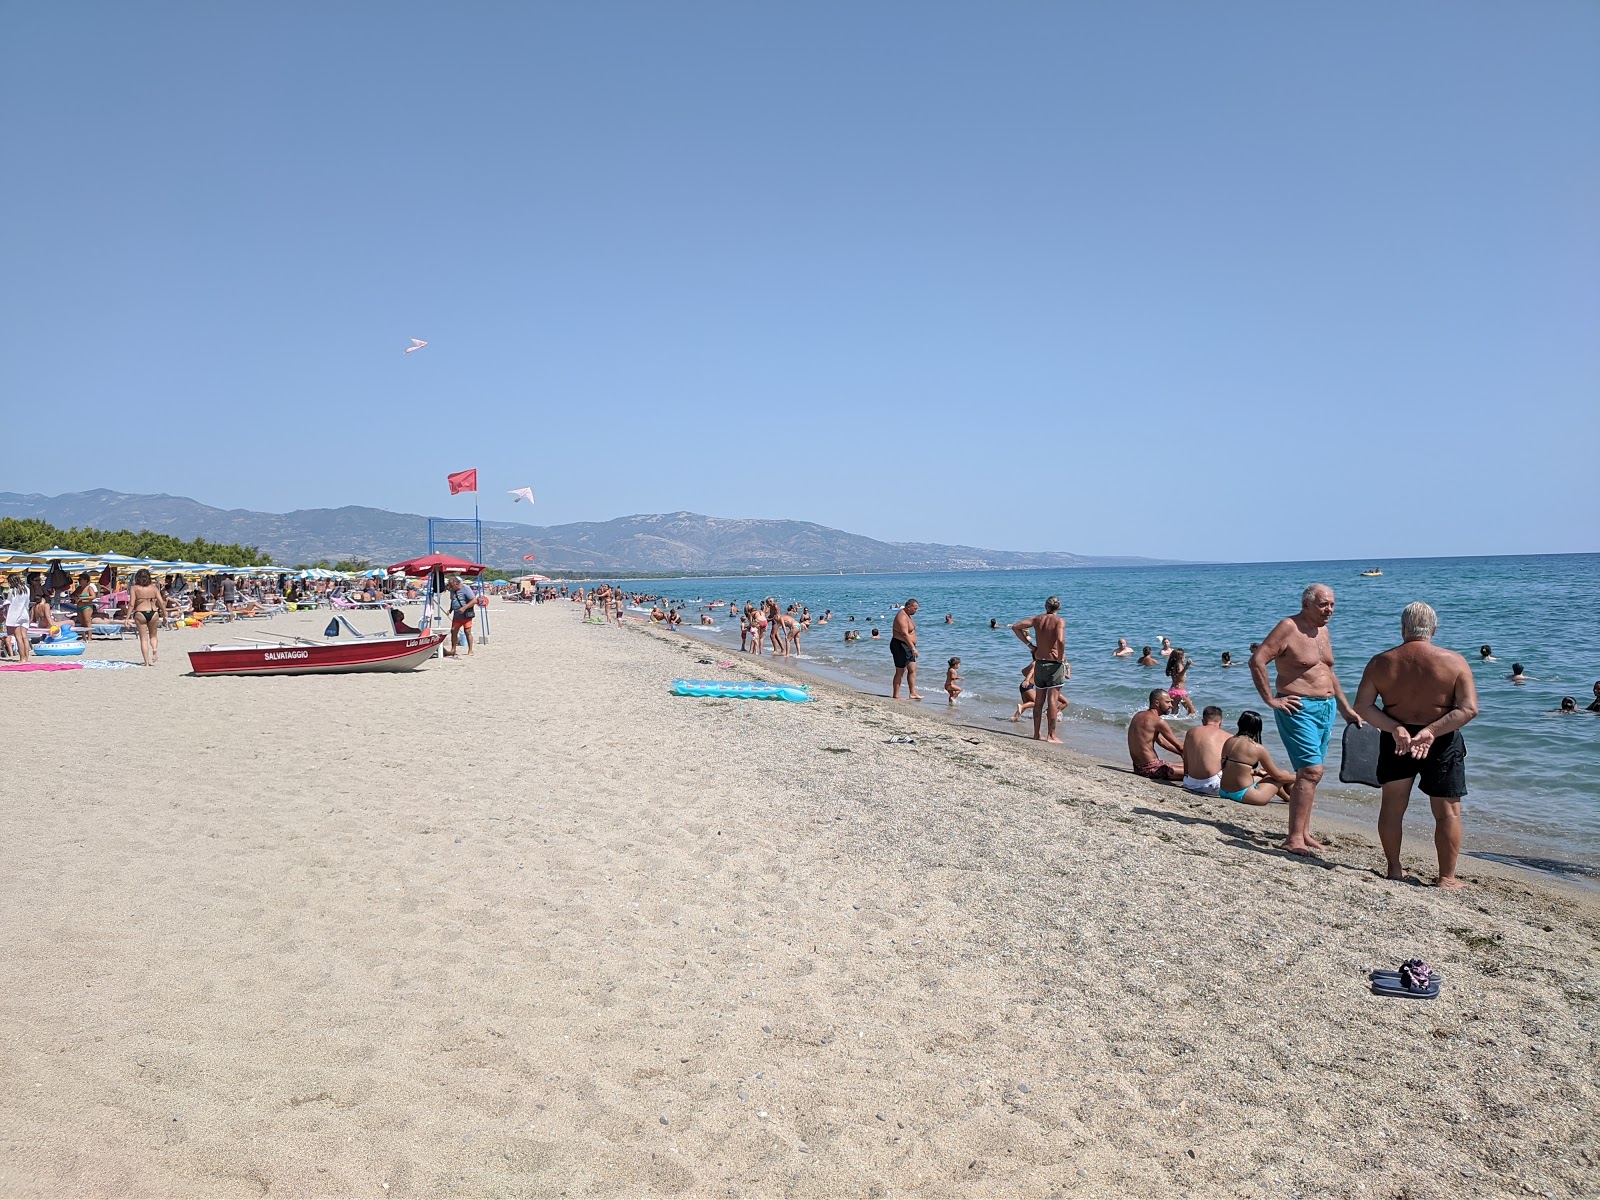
[{"left": 1, "top": 601, "right": 1597, "bottom": 1198}]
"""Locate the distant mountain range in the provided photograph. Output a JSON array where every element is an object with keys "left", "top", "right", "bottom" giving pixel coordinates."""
[{"left": 0, "top": 490, "right": 1179, "bottom": 574}]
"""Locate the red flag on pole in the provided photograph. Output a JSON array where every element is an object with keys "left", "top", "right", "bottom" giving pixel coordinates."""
[
  {"left": 523, "top": 554, "right": 537, "bottom": 561},
  {"left": 447, "top": 469, "right": 478, "bottom": 495}
]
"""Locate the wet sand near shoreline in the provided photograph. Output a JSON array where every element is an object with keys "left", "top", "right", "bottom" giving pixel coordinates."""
[{"left": 1, "top": 603, "right": 1597, "bottom": 1197}]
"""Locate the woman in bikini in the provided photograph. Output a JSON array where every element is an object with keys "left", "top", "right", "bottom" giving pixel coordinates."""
[
  {"left": 1217, "top": 711, "right": 1295, "bottom": 805},
  {"left": 70, "top": 572, "right": 99, "bottom": 636},
  {"left": 1165, "top": 649, "right": 1196, "bottom": 715},
  {"left": 750, "top": 603, "right": 767, "bottom": 656},
  {"left": 129, "top": 568, "right": 164, "bottom": 666}
]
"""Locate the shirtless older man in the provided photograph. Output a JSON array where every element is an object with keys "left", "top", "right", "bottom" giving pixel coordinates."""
[
  {"left": 1128, "top": 690, "right": 1185, "bottom": 781},
  {"left": 890, "top": 599, "right": 921, "bottom": 700},
  {"left": 1249, "top": 584, "right": 1363, "bottom": 855},
  {"left": 1180, "top": 705, "right": 1231, "bottom": 795},
  {"left": 1354, "top": 602, "right": 1479, "bottom": 889}
]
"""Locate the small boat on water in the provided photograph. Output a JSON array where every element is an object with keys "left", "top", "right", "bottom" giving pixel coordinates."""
[
  {"left": 189, "top": 631, "right": 446, "bottom": 677},
  {"left": 1360, "top": 568, "right": 1383, "bottom": 577}
]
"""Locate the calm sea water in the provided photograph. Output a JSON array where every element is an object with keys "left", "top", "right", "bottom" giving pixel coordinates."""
[{"left": 628, "top": 555, "right": 1600, "bottom": 878}]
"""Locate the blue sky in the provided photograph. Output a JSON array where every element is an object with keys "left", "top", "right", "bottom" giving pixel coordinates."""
[{"left": 3, "top": 2, "right": 1596, "bottom": 561}]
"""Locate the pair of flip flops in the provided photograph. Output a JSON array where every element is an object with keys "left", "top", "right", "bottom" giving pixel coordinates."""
[{"left": 1370, "top": 959, "right": 1441, "bottom": 999}]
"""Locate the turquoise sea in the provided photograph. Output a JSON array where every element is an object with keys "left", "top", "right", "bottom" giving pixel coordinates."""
[{"left": 628, "top": 554, "right": 1600, "bottom": 879}]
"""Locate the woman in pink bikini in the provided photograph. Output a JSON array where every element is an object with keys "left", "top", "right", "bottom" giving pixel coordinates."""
[{"left": 1165, "top": 648, "right": 1196, "bottom": 715}]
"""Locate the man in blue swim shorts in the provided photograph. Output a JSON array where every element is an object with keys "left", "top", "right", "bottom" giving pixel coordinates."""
[{"left": 1249, "top": 584, "right": 1364, "bottom": 856}]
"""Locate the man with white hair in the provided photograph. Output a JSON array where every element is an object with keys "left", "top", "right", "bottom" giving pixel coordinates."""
[
  {"left": 1249, "top": 584, "right": 1363, "bottom": 855},
  {"left": 1354, "top": 602, "right": 1479, "bottom": 889}
]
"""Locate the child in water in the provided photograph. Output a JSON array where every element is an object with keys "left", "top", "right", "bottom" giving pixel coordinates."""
[
  {"left": 1012, "top": 662, "right": 1037, "bottom": 721},
  {"left": 1165, "top": 649, "right": 1196, "bottom": 715},
  {"left": 944, "top": 657, "right": 963, "bottom": 704}
]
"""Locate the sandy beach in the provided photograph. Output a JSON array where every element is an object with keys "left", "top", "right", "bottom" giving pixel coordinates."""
[{"left": 2, "top": 601, "right": 1597, "bottom": 1198}]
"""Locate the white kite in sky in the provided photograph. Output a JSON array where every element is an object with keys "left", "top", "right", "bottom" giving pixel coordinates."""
[
  {"left": 509, "top": 487, "right": 535, "bottom": 504},
  {"left": 404, "top": 338, "right": 428, "bottom": 354}
]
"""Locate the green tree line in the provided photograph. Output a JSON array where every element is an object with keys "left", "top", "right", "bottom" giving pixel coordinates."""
[{"left": 0, "top": 517, "right": 272, "bottom": 567}]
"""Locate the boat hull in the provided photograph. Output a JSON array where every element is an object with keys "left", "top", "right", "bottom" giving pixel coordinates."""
[{"left": 188, "top": 633, "right": 446, "bottom": 676}]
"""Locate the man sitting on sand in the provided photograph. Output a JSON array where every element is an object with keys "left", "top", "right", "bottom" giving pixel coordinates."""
[
  {"left": 1180, "top": 705, "right": 1231, "bottom": 796},
  {"left": 1128, "top": 690, "right": 1185, "bottom": 781},
  {"left": 1354, "top": 601, "right": 1479, "bottom": 890}
]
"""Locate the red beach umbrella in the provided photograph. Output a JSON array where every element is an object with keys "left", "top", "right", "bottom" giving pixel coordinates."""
[{"left": 388, "top": 553, "right": 487, "bottom": 577}]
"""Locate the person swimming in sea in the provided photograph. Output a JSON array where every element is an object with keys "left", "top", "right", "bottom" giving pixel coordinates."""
[
  {"left": 1479, "top": 645, "right": 1496, "bottom": 662},
  {"left": 1508, "top": 663, "right": 1527, "bottom": 685},
  {"left": 1113, "top": 638, "right": 1135, "bottom": 658},
  {"left": 1137, "top": 645, "right": 1159, "bottom": 667},
  {"left": 1555, "top": 697, "right": 1579, "bottom": 714},
  {"left": 1589, "top": 681, "right": 1600, "bottom": 713},
  {"left": 1221, "top": 651, "right": 1237, "bottom": 668}
]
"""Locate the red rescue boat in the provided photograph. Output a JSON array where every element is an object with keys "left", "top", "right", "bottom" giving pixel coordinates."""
[{"left": 188, "top": 632, "right": 446, "bottom": 677}]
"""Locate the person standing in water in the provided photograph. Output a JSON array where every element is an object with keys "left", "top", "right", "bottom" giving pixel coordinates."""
[
  {"left": 1012, "top": 595, "right": 1067, "bottom": 743},
  {"left": 1249, "top": 583, "right": 1363, "bottom": 856},
  {"left": 1165, "top": 649, "right": 1195, "bottom": 715},
  {"left": 1355, "top": 602, "right": 1479, "bottom": 890},
  {"left": 944, "top": 657, "right": 963, "bottom": 703}
]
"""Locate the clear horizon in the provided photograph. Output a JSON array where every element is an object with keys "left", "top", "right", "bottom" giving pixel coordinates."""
[{"left": 3, "top": 3, "right": 1596, "bottom": 560}]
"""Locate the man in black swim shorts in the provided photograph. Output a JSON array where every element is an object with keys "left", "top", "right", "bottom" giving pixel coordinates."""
[
  {"left": 890, "top": 598, "right": 921, "bottom": 700},
  {"left": 1354, "top": 602, "right": 1480, "bottom": 890}
]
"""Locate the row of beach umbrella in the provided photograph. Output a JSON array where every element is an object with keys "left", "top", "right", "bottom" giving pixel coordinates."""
[{"left": 0, "top": 548, "right": 358, "bottom": 581}]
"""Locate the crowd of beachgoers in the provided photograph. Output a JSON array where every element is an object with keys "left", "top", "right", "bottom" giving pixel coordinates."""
[
  {"left": 0, "top": 555, "right": 526, "bottom": 668},
  {"left": 568, "top": 580, "right": 1600, "bottom": 894},
  {"left": 0, "top": 558, "right": 582, "bottom": 669}
]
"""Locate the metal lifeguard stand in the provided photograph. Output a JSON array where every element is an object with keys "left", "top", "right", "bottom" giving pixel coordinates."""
[{"left": 427, "top": 513, "right": 489, "bottom": 645}]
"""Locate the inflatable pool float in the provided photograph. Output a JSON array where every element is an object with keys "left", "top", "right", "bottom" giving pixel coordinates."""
[
  {"left": 672, "top": 679, "right": 809, "bottom": 702},
  {"left": 33, "top": 641, "right": 86, "bottom": 657}
]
